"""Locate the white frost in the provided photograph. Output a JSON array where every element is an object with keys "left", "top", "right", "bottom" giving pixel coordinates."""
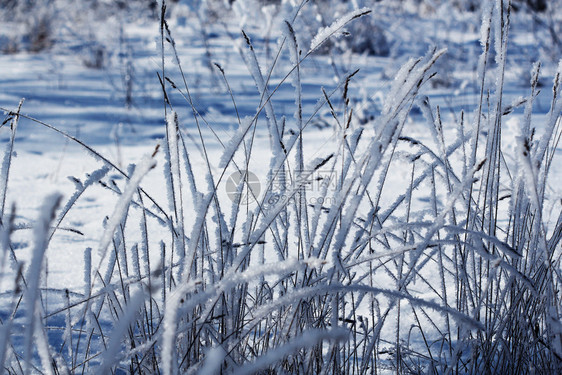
[
  {"left": 309, "top": 8, "right": 371, "bottom": 53},
  {"left": 95, "top": 153, "right": 156, "bottom": 278}
]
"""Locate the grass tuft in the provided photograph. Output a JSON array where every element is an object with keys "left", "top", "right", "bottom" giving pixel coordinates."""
[{"left": 0, "top": 0, "right": 561, "bottom": 374}]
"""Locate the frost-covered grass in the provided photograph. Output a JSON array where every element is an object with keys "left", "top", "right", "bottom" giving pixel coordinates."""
[{"left": 1, "top": 0, "right": 562, "bottom": 374}]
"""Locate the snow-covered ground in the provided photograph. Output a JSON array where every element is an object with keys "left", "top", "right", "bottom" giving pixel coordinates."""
[{"left": 2, "top": 12, "right": 559, "bottom": 284}]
